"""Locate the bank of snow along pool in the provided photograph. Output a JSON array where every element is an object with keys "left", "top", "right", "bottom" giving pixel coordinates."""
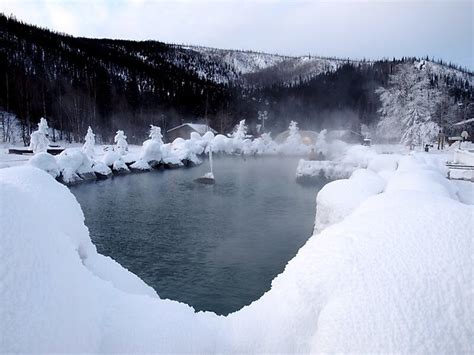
[{"left": 0, "top": 151, "right": 472, "bottom": 353}]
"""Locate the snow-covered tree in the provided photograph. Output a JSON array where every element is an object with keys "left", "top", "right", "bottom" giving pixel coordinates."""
[
  {"left": 139, "top": 125, "right": 164, "bottom": 163},
  {"left": 279, "top": 120, "right": 309, "bottom": 155},
  {"left": 149, "top": 125, "right": 164, "bottom": 144},
  {"left": 29, "top": 117, "right": 50, "bottom": 154},
  {"left": 286, "top": 121, "right": 302, "bottom": 145},
  {"left": 82, "top": 126, "right": 95, "bottom": 159},
  {"left": 376, "top": 62, "right": 443, "bottom": 144},
  {"left": 228, "top": 120, "right": 248, "bottom": 153},
  {"left": 400, "top": 107, "right": 438, "bottom": 146},
  {"left": 314, "top": 129, "right": 328, "bottom": 155},
  {"left": 230, "top": 119, "right": 248, "bottom": 140},
  {"left": 114, "top": 130, "right": 128, "bottom": 155}
]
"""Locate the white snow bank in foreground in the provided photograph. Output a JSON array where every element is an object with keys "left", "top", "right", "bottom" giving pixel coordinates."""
[
  {"left": 315, "top": 168, "right": 386, "bottom": 231},
  {"left": 1, "top": 161, "right": 472, "bottom": 353}
]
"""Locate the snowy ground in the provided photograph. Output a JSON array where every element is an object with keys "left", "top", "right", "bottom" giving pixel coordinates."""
[{"left": 1, "top": 141, "right": 472, "bottom": 352}]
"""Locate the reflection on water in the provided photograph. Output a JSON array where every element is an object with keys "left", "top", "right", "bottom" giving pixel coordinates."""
[{"left": 71, "top": 156, "right": 325, "bottom": 315}]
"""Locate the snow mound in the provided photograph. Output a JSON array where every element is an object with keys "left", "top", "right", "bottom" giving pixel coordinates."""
[
  {"left": 315, "top": 168, "right": 386, "bottom": 231},
  {"left": 102, "top": 150, "right": 121, "bottom": 167},
  {"left": 386, "top": 156, "right": 458, "bottom": 199},
  {"left": 28, "top": 152, "right": 60, "bottom": 178},
  {"left": 367, "top": 154, "right": 400, "bottom": 173},
  {"left": 130, "top": 159, "right": 151, "bottom": 171},
  {"left": 1, "top": 157, "right": 471, "bottom": 353},
  {"left": 112, "top": 158, "right": 129, "bottom": 173},
  {"left": 92, "top": 161, "right": 112, "bottom": 177}
]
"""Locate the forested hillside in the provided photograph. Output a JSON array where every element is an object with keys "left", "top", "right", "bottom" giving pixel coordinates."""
[{"left": 0, "top": 13, "right": 472, "bottom": 145}]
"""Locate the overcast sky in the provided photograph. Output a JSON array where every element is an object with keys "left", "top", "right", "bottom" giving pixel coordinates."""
[{"left": 1, "top": 0, "right": 472, "bottom": 69}]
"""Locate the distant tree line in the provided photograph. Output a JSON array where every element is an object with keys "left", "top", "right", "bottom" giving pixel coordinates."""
[{"left": 0, "top": 13, "right": 472, "bottom": 145}]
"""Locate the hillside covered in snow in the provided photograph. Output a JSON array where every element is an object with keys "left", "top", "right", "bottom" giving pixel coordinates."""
[{"left": 0, "top": 14, "right": 472, "bottom": 146}]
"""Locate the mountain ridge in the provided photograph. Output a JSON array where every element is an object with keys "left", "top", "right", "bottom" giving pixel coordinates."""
[{"left": 0, "top": 13, "right": 472, "bottom": 145}]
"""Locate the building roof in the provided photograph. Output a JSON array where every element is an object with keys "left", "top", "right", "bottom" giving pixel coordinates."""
[
  {"left": 452, "top": 118, "right": 474, "bottom": 126},
  {"left": 167, "top": 123, "right": 217, "bottom": 135}
]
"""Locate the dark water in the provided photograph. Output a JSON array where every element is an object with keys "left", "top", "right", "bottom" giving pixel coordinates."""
[{"left": 71, "top": 157, "right": 324, "bottom": 315}]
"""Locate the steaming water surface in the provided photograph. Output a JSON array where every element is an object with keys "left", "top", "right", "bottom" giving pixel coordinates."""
[{"left": 71, "top": 157, "right": 324, "bottom": 315}]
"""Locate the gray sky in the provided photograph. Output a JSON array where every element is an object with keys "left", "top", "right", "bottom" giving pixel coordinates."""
[{"left": 1, "top": 0, "right": 472, "bottom": 69}]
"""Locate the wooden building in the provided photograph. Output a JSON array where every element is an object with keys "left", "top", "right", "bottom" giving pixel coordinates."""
[{"left": 166, "top": 123, "right": 217, "bottom": 141}]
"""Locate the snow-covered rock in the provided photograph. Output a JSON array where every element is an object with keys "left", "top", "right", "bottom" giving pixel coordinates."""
[
  {"left": 102, "top": 150, "right": 121, "bottom": 167},
  {"left": 130, "top": 159, "right": 151, "bottom": 172},
  {"left": 92, "top": 161, "right": 112, "bottom": 179},
  {"left": 112, "top": 158, "right": 130, "bottom": 174},
  {"left": 28, "top": 152, "right": 60, "bottom": 178},
  {"left": 56, "top": 149, "right": 94, "bottom": 185},
  {"left": 139, "top": 125, "right": 164, "bottom": 163}
]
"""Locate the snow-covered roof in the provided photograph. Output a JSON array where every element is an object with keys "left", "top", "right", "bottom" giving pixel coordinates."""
[
  {"left": 452, "top": 118, "right": 474, "bottom": 126},
  {"left": 167, "top": 123, "right": 217, "bottom": 135}
]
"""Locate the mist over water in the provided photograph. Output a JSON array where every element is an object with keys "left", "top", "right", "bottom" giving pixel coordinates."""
[{"left": 71, "top": 156, "right": 324, "bottom": 315}]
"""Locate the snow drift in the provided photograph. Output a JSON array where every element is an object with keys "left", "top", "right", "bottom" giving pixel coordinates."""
[{"left": 0, "top": 153, "right": 472, "bottom": 352}]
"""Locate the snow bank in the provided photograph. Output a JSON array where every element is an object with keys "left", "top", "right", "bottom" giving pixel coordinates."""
[
  {"left": 315, "top": 168, "right": 386, "bottom": 231},
  {"left": 1, "top": 156, "right": 471, "bottom": 353},
  {"left": 28, "top": 152, "right": 60, "bottom": 178}
]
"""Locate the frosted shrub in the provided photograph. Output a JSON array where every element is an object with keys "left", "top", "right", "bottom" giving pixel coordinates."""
[
  {"left": 29, "top": 117, "right": 50, "bottom": 154},
  {"left": 140, "top": 125, "right": 163, "bottom": 163},
  {"left": 114, "top": 130, "right": 128, "bottom": 155},
  {"left": 280, "top": 120, "right": 309, "bottom": 155},
  {"left": 82, "top": 126, "right": 95, "bottom": 159}
]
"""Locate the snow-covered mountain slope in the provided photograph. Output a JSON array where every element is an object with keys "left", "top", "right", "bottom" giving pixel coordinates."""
[
  {"left": 179, "top": 45, "right": 371, "bottom": 86},
  {"left": 183, "top": 46, "right": 291, "bottom": 75},
  {"left": 242, "top": 55, "right": 371, "bottom": 86}
]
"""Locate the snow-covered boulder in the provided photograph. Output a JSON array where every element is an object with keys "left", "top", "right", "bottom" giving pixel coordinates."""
[
  {"left": 140, "top": 139, "right": 163, "bottom": 163},
  {"left": 102, "top": 150, "right": 121, "bottom": 167},
  {"left": 28, "top": 152, "right": 60, "bottom": 178},
  {"left": 92, "top": 161, "right": 112, "bottom": 179},
  {"left": 56, "top": 149, "right": 94, "bottom": 185},
  {"left": 112, "top": 158, "right": 130, "bottom": 174},
  {"left": 139, "top": 126, "right": 164, "bottom": 164},
  {"left": 130, "top": 159, "right": 151, "bottom": 172}
]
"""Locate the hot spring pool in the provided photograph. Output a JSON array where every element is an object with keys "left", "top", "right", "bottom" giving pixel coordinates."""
[{"left": 71, "top": 156, "right": 325, "bottom": 315}]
